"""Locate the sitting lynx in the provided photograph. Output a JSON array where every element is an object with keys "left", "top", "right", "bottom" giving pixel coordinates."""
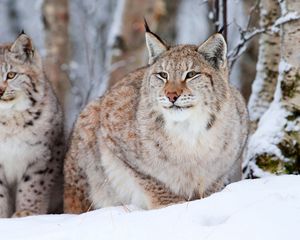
[
  {"left": 64, "top": 22, "right": 249, "bottom": 213},
  {"left": 0, "top": 33, "right": 64, "bottom": 217}
]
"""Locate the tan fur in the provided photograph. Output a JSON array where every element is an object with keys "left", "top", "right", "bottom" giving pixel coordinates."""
[{"left": 64, "top": 31, "right": 249, "bottom": 212}]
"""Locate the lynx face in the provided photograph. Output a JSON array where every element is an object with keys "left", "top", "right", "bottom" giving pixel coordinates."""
[
  {"left": 0, "top": 34, "right": 42, "bottom": 110},
  {"left": 148, "top": 47, "right": 218, "bottom": 121},
  {"left": 145, "top": 29, "right": 227, "bottom": 122}
]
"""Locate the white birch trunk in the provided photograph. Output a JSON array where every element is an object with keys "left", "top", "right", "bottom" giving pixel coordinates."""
[
  {"left": 244, "top": 0, "right": 300, "bottom": 178},
  {"left": 248, "top": 0, "right": 281, "bottom": 130}
]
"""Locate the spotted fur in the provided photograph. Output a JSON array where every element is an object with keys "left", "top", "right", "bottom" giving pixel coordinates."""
[
  {"left": 0, "top": 34, "right": 64, "bottom": 218},
  {"left": 64, "top": 29, "right": 249, "bottom": 212}
]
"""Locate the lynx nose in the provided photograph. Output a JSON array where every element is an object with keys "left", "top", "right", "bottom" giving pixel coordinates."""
[{"left": 166, "top": 91, "right": 180, "bottom": 103}]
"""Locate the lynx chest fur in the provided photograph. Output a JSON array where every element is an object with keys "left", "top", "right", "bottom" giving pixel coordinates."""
[{"left": 64, "top": 25, "right": 249, "bottom": 212}]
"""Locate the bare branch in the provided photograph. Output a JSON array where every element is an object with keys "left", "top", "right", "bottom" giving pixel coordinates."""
[{"left": 228, "top": 10, "right": 300, "bottom": 69}]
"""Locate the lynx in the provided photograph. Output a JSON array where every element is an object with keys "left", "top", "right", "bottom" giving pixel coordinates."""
[
  {"left": 64, "top": 23, "right": 249, "bottom": 213},
  {"left": 0, "top": 33, "right": 64, "bottom": 217}
]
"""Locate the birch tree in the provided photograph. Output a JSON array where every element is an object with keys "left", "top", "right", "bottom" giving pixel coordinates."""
[
  {"left": 248, "top": 0, "right": 281, "bottom": 131},
  {"left": 42, "top": 0, "right": 73, "bottom": 133},
  {"left": 244, "top": 0, "right": 300, "bottom": 177}
]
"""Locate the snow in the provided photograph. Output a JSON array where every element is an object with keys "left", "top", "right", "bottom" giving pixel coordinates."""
[
  {"left": 279, "top": 0, "right": 288, "bottom": 16},
  {"left": 247, "top": 102, "right": 287, "bottom": 157},
  {"left": 0, "top": 175, "right": 299, "bottom": 240},
  {"left": 271, "top": 11, "right": 300, "bottom": 33},
  {"left": 246, "top": 25, "right": 280, "bottom": 122}
]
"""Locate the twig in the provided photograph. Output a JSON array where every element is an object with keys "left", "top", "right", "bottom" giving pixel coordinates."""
[{"left": 228, "top": 11, "right": 300, "bottom": 69}]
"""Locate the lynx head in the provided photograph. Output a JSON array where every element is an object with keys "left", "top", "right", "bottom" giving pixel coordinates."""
[
  {"left": 0, "top": 33, "right": 43, "bottom": 110},
  {"left": 144, "top": 22, "right": 229, "bottom": 123}
]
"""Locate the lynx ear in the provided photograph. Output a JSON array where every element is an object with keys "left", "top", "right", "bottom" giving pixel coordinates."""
[
  {"left": 197, "top": 33, "right": 227, "bottom": 69},
  {"left": 144, "top": 20, "right": 167, "bottom": 64},
  {"left": 10, "top": 33, "right": 35, "bottom": 63}
]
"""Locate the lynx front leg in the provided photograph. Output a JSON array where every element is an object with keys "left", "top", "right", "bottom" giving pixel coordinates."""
[
  {"left": 0, "top": 165, "right": 12, "bottom": 218},
  {"left": 13, "top": 159, "right": 56, "bottom": 217},
  {"left": 64, "top": 149, "right": 90, "bottom": 214},
  {"left": 140, "top": 177, "right": 186, "bottom": 209},
  {"left": 147, "top": 191, "right": 186, "bottom": 209}
]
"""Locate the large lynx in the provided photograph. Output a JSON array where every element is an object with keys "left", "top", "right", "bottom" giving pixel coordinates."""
[
  {"left": 64, "top": 23, "right": 249, "bottom": 213},
  {"left": 0, "top": 34, "right": 64, "bottom": 217}
]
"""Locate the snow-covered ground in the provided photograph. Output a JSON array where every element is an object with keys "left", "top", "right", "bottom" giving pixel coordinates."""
[{"left": 0, "top": 175, "right": 299, "bottom": 240}]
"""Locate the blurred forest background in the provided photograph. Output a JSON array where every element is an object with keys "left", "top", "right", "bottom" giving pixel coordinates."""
[{"left": 0, "top": 0, "right": 299, "bottom": 178}]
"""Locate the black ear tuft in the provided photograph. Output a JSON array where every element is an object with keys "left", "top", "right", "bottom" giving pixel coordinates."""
[
  {"left": 20, "top": 29, "right": 25, "bottom": 36},
  {"left": 144, "top": 18, "right": 150, "bottom": 33},
  {"left": 143, "top": 20, "right": 166, "bottom": 48},
  {"left": 218, "top": 26, "right": 224, "bottom": 34},
  {"left": 144, "top": 20, "right": 168, "bottom": 64}
]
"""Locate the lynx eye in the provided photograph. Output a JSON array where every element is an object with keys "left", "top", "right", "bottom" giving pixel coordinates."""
[
  {"left": 185, "top": 71, "right": 199, "bottom": 79},
  {"left": 156, "top": 72, "right": 168, "bottom": 80},
  {"left": 7, "top": 72, "right": 17, "bottom": 80}
]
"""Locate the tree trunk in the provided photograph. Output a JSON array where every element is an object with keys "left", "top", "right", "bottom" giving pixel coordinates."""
[
  {"left": 244, "top": 0, "right": 300, "bottom": 178},
  {"left": 248, "top": 0, "right": 281, "bottom": 131},
  {"left": 277, "top": 0, "right": 300, "bottom": 174},
  {"left": 42, "top": 0, "right": 73, "bottom": 133}
]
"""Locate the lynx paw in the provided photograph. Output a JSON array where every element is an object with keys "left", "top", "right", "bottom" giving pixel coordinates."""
[
  {"left": 12, "top": 210, "right": 35, "bottom": 218},
  {"left": 64, "top": 186, "right": 92, "bottom": 213}
]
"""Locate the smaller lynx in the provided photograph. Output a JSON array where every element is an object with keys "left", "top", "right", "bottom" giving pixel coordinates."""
[
  {"left": 64, "top": 22, "right": 249, "bottom": 213},
  {"left": 0, "top": 33, "right": 64, "bottom": 217}
]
